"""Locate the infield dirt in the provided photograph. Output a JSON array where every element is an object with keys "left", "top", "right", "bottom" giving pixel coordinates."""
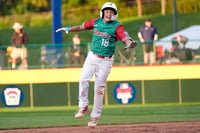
[{"left": 1, "top": 121, "right": 200, "bottom": 133}]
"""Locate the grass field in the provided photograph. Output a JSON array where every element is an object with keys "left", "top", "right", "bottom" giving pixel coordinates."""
[
  {"left": 1, "top": 12, "right": 200, "bottom": 45},
  {"left": 0, "top": 103, "right": 200, "bottom": 129}
]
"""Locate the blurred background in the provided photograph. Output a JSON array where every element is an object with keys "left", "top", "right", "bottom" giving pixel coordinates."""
[
  {"left": 0, "top": 0, "right": 200, "bottom": 69},
  {"left": 0, "top": 1, "right": 200, "bottom": 129}
]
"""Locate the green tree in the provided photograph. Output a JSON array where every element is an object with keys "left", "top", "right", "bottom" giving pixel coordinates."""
[
  {"left": 0, "top": 0, "right": 19, "bottom": 16},
  {"left": 22, "top": 0, "right": 49, "bottom": 11}
]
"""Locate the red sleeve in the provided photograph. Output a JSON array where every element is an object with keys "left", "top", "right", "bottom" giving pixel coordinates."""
[
  {"left": 83, "top": 18, "right": 98, "bottom": 30},
  {"left": 115, "top": 24, "right": 129, "bottom": 43}
]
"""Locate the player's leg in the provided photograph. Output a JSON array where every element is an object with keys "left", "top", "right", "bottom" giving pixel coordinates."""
[
  {"left": 88, "top": 57, "right": 113, "bottom": 127},
  {"left": 75, "top": 51, "right": 95, "bottom": 118}
]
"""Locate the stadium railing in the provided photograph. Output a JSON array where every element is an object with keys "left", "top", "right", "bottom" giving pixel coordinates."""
[{"left": 0, "top": 40, "right": 200, "bottom": 70}]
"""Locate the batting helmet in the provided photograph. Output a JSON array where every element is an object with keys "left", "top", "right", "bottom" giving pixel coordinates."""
[{"left": 100, "top": 2, "right": 118, "bottom": 21}]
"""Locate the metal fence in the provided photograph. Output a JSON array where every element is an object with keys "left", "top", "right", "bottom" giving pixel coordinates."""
[{"left": 0, "top": 40, "right": 200, "bottom": 70}]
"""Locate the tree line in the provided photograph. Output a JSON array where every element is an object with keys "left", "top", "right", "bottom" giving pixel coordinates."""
[
  {"left": 1, "top": 0, "right": 200, "bottom": 16},
  {"left": 0, "top": 0, "right": 50, "bottom": 16},
  {"left": 0, "top": 0, "right": 199, "bottom": 29}
]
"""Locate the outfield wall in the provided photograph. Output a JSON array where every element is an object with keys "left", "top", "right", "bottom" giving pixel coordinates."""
[{"left": 0, "top": 64, "right": 200, "bottom": 107}]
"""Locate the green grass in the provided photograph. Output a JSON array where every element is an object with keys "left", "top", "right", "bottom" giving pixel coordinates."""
[
  {"left": 1, "top": 12, "right": 200, "bottom": 46},
  {"left": 0, "top": 103, "right": 200, "bottom": 129}
]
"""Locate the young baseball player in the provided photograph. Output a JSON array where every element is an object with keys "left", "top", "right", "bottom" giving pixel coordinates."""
[{"left": 56, "top": 2, "right": 137, "bottom": 127}]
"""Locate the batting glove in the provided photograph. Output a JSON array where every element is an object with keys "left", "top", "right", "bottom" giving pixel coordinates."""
[
  {"left": 56, "top": 27, "right": 71, "bottom": 34},
  {"left": 124, "top": 37, "right": 138, "bottom": 50}
]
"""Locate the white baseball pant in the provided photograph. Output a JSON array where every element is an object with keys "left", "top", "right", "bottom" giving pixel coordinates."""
[{"left": 78, "top": 51, "right": 114, "bottom": 118}]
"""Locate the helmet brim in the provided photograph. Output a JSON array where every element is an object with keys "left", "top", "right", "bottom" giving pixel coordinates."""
[{"left": 102, "top": 7, "right": 117, "bottom": 15}]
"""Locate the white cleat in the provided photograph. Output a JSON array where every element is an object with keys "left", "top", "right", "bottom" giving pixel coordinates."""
[
  {"left": 88, "top": 117, "right": 99, "bottom": 128},
  {"left": 75, "top": 106, "right": 89, "bottom": 119}
]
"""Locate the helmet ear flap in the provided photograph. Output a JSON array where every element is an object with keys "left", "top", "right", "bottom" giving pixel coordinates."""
[
  {"left": 100, "top": 10, "right": 103, "bottom": 18},
  {"left": 111, "top": 14, "right": 118, "bottom": 21}
]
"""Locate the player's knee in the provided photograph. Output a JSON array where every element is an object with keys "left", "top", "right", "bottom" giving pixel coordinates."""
[
  {"left": 79, "top": 78, "right": 89, "bottom": 86},
  {"left": 97, "top": 86, "right": 105, "bottom": 95}
]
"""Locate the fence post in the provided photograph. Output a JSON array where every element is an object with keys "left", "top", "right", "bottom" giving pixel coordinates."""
[
  {"left": 29, "top": 83, "right": 34, "bottom": 108},
  {"left": 67, "top": 82, "right": 71, "bottom": 106},
  {"left": 178, "top": 79, "right": 182, "bottom": 104},
  {"left": 141, "top": 80, "right": 145, "bottom": 104}
]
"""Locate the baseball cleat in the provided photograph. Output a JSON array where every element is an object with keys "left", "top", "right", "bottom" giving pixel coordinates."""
[
  {"left": 88, "top": 117, "right": 99, "bottom": 127},
  {"left": 75, "top": 106, "right": 89, "bottom": 119}
]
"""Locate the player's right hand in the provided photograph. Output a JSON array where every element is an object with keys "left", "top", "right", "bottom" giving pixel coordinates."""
[{"left": 56, "top": 27, "right": 70, "bottom": 34}]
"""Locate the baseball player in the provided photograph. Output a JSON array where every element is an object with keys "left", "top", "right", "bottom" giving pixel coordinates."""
[{"left": 56, "top": 2, "right": 137, "bottom": 127}]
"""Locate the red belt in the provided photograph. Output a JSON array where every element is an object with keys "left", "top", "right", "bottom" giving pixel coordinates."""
[{"left": 93, "top": 53, "right": 112, "bottom": 59}]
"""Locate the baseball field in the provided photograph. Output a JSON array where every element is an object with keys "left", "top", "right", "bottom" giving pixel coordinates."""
[
  {"left": 0, "top": 103, "right": 200, "bottom": 132},
  {"left": 0, "top": 8, "right": 200, "bottom": 133},
  {"left": 0, "top": 64, "right": 200, "bottom": 132}
]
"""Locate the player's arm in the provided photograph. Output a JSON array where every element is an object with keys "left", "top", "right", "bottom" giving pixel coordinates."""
[
  {"left": 56, "top": 18, "right": 98, "bottom": 34},
  {"left": 70, "top": 25, "right": 85, "bottom": 32},
  {"left": 115, "top": 24, "right": 138, "bottom": 50},
  {"left": 56, "top": 25, "right": 84, "bottom": 34}
]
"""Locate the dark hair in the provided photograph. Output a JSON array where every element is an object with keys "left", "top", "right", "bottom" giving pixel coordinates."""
[{"left": 145, "top": 19, "right": 151, "bottom": 22}]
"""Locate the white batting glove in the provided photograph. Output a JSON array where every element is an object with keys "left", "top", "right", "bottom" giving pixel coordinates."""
[{"left": 56, "top": 27, "right": 71, "bottom": 34}]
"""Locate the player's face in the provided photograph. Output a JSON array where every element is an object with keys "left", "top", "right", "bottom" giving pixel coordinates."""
[{"left": 103, "top": 9, "right": 115, "bottom": 23}]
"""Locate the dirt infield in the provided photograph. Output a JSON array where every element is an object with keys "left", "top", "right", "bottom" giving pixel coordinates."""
[{"left": 1, "top": 121, "right": 200, "bottom": 133}]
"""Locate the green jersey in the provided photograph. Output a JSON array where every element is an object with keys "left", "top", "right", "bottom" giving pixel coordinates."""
[{"left": 88, "top": 18, "right": 121, "bottom": 57}]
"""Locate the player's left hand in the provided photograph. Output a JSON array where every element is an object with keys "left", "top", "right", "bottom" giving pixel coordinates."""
[
  {"left": 56, "top": 27, "right": 70, "bottom": 34},
  {"left": 124, "top": 41, "right": 138, "bottom": 50}
]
